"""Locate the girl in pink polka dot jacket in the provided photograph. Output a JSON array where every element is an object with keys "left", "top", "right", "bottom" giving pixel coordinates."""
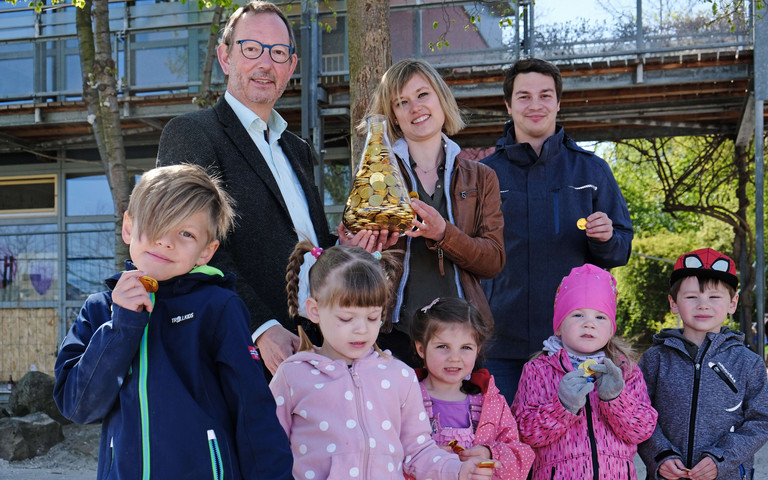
[
  {"left": 270, "top": 241, "right": 497, "bottom": 480},
  {"left": 409, "top": 297, "right": 534, "bottom": 480}
]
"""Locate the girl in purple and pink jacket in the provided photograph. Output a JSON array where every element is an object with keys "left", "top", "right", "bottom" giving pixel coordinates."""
[
  {"left": 270, "top": 242, "right": 497, "bottom": 480},
  {"left": 511, "top": 264, "right": 657, "bottom": 480},
  {"left": 409, "top": 297, "right": 534, "bottom": 480}
]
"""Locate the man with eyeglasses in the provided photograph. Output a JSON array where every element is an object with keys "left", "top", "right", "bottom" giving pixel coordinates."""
[{"left": 157, "top": 1, "right": 337, "bottom": 377}]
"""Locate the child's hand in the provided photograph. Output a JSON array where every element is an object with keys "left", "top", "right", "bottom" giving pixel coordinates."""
[
  {"left": 558, "top": 369, "right": 594, "bottom": 413},
  {"left": 437, "top": 444, "right": 453, "bottom": 453},
  {"left": 458, "top": 445, "right": 492, "bottom": 462},
  {"left": 658, "top": 458, "right": 690, "bottom": 479},
  {"left": 687, "top": 456, "right": 717, "bottom": 480},
  {"left": 591, "top": 358, "right": 625, "bottom": 401},
  {"left": 112, "top": 271, "right": 154, "bottom": 313},
  {"left": 458, "top": 457, "right": 499, "bottom": 479}
]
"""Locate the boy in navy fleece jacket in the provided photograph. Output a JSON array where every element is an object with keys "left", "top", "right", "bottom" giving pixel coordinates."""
[{"left": 54, "top": 164, "right": 292, "bottom": 479}]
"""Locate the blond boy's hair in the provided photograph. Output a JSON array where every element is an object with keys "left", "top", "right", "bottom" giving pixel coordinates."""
[{"left": 126, "top": 164, "right": 235, "bottom": 244}]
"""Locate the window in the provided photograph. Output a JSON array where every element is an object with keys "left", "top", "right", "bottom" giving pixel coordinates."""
[
  {"left": 0, "top": 224, "right": 58, "bottom": 302},
  {"left": 66, "top": 174, "right": 114, "bottom": 216},
  {"left": 67, "top": 223, "right": 114, "bottom": 300},
  {"left": 0, "top": 175, "right": 57, "bottom": 216}
]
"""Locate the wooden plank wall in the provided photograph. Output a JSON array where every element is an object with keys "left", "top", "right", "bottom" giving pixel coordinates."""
[{"left": 0, "top": 308, "right": 58, "bottom": 382}]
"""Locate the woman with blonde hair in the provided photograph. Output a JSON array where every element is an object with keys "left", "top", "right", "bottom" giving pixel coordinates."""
[{"left": 350, "top": 58, "right": 504, "bottom": 365}]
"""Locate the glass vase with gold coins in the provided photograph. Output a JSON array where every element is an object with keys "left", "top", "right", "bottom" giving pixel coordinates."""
[{"left": 342, "top": 114, "right": 415, "bottom": 233}]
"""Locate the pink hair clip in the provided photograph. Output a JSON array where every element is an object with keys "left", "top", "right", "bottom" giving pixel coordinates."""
[
  {"left": 420, "top": 297, "right": 440, "bottom": 313},
  {"left": 310, "top": 247, "right": 323, "bottom": 259}
]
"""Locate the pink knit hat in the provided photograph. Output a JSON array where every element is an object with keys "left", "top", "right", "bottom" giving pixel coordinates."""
[{"left": 552, "top": 264, "right": 618, "bottom": 334}]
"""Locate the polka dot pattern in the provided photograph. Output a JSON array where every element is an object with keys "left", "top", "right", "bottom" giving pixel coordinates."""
[{"left": 269, "top": 350, "right": 464, "bottom": 480}]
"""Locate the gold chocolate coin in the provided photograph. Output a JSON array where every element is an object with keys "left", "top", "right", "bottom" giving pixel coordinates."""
[
  {"left": 577, "top": 218, "right": 588, "bottom": 230},
  {"left": 349, "top": 195, "right": 361, "bottom": 208},
  {"left": 359, "top": 186, "right": 373, "bottom": 199},
  {"left": 370, "top": 172, "right": 385, "bottom": 184},
  {"left": 369, "top": 194, "right": 383, "bottom": 207},
  {"left": 579, "top": 359, "right": 598, "bottom": 376},
  {"left": 371, "top": 181, "right": 387, "bottom": 191},
  {"left": 384, "top": 174, "right": 397, "bottom": 187},
  {"left": 140, "top": 276, "right": 159, "bottom": 293},
  {"left": 367, "top": 144, "right": 383, "bottom": 157},
  {"left": 409, "top": 191, "right": 419, "bottom": 199}
]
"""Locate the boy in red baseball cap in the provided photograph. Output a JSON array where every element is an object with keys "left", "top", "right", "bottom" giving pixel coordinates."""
[{"left": 639, "top": 248, "right": 768, "bottom": 480}]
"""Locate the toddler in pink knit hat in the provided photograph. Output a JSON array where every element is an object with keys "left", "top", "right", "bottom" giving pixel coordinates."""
[{"left": 511, "top": 264, "right": 657, "bottom": 480}]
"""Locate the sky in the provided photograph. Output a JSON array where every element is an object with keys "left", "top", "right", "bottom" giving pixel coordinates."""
[
  {"left": 534, "top": 0, "right": 630, "bottom": 25},
  {"left": 534, "top": 0, "right": 713, "bottom": 26}
]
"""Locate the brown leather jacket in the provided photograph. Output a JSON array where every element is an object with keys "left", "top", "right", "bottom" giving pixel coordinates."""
[{"left": 389, "top": 136, "right": 505, "bottom": 325}]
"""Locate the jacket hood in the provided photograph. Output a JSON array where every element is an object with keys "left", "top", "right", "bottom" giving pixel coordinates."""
[
  {"left": 106, "top": 260, "right": 236, "bottom": 296},
  {"left": 286, "top": 347, "right": 386, "bottom": 378},
  {"left": 414, "top": 367, "right": 498, "bottom": 395},
  {"left": 653, "top": 327, "right": 745, "bottom": 345},
  {"left": 653, "top": 326, "right": 745, "bottom": 351}
]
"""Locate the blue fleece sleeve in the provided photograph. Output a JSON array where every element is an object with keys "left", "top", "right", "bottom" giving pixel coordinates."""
[
  {"left": 53, "top": 294, "right": 150, "bottom": 424},
  {"left": 212, "top": 295, "right": 293, "bottom": 480},
  {"left": 585, "top": 160, "right": 633, "bottom": 268}
]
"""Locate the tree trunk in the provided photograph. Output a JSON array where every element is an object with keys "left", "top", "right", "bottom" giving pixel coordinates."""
[
  {"left": 733, "top": 143, "right": 756, "bottom": 346},
  {"left": 195, "top": 5, "right": 224, "bottom": 109},
  {"left": 76, "top": 0, "right": 131, "bottom": 271},
  {"left": 347, "top": 0, "right": 391, "bottom": 169}
]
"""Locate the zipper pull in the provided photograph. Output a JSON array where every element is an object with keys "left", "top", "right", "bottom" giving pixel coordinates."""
[
  {"left": 351, "top": 368, "right": 361, "bottom": 388},
  {"left": 437, "top": 247, "right": 445, "bottom": 276},
  {"left": 710, "top": 362, "right": 739, "bottom": 393}
]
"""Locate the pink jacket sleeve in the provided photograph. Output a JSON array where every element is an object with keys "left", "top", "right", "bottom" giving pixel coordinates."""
[
  {"left": 597, "top": 363, "right": 658, "bottom": 445},
  {"left": 511, "top": 358, "right": 581, "bottom": 448},
  {"left": 268, "top": 365, "right": 294, "bottom": 437},
  {"left": 400, "top": 371, "right": 463, "bottom": 479},
  {"left": 476, "top": 393, "right": 535, "bottom": 480}
]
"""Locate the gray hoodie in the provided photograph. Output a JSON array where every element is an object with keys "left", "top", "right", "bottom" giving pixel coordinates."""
[{"left": 638, "top": 327, "right": 768, "bottom": 479}]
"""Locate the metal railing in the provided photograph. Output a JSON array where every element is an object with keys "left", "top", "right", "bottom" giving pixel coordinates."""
[{"left": 0, "top": 0, "right": 755, "bottom": 104}]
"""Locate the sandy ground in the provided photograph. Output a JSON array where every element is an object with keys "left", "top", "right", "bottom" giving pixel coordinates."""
[
  {"left": 2, "top": 423, "right": 768, "bottom": 479},
  {"left": 0, "top": 423, "right": 99, "bottom": 480}
]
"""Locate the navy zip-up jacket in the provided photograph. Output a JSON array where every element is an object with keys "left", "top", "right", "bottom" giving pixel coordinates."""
[
  {"left": 481, "top": 121, "right": 633, "bottom": 359},
  {"left": 639, "top": 328, "right": 768, "bottom": 479},
  {"left": 54, "top": 264, "right": 293, "bottom": 479}
]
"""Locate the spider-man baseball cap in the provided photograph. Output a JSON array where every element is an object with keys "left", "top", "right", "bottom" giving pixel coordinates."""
[{"left": 670, "top": 248, "right": 739, "bottom": 290}]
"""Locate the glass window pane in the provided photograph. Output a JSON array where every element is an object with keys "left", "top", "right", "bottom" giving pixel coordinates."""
[
  {"left": 0, "top": 224, "right": 58, "bottom": 302},
  {"left": 67, "top": 223, "right": 114, "bottom": 301},
  {"left": 0, "top": 175, "right": 57, "bottom": 214},
  {"left": 66, "top": 174, "right": 114, "bottom": 216},
  {"left": 0, "top": 56, "right": 34, "bottom": 97}
]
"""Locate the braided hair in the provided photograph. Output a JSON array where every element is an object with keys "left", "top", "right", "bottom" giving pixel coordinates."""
[{"left": 285, "top": 241, "right": 402, "bottom": 352}]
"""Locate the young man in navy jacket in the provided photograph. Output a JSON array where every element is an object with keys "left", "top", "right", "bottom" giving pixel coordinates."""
[{"left": 481, "top": 58, "right": 633, "bottom": 401}]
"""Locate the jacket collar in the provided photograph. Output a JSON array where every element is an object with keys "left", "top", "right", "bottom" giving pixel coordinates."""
[
  {"left": 653, "top": 327, "right": 745, "bottom": 357},
  {"left": 392, "top": 133, "right": 460, "bottom": 175},
  {"left": 286, "top": 346, "right": 384, "bottom": 376},
  {"left": 107, "top": 260, "right": 235, "bottom": 297},
  {"left": 495, "top": 121, "right": 568, "bottom": 166}
]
